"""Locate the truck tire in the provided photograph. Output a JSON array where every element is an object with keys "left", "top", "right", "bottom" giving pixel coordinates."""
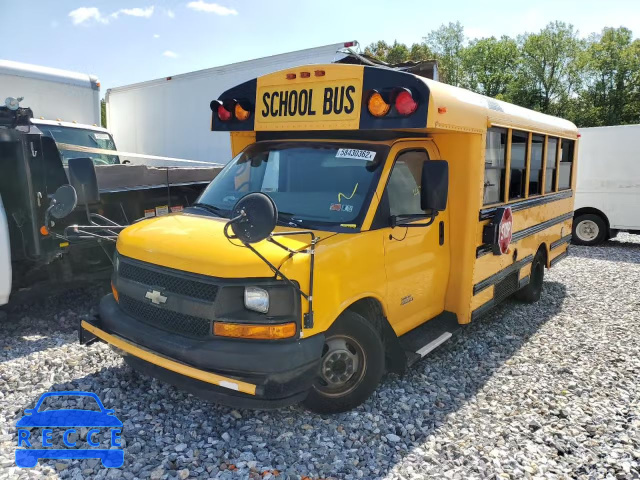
[
  {"left": 573, "top": 213, "right": 607, "bottom": 246},
  {"left": 515, "top": 249, "right": 545, "bottom": 303},
  {"left": 303, "top": 310, "right": 384, "bottom": 414}
]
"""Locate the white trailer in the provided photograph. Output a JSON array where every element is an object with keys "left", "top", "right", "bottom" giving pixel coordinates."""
[
  {"left": 573, "top": 124, "right": 640, "bottom": 245},
  {"left": 106, "top": 42, "right": 355, "bottom": 165},
  {"left": 0, "top": 60, "right": 101, "bottom": 126}
]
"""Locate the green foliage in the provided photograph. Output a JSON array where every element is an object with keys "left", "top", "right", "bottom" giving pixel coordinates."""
[
  {"left": 101, "top": 99, "right": 107, "bottom": 128},
  {"left": 573, "top": 27, "right": 640, "bottom": 126},
  {"left": 461, "top": 36, "right": 518, "bottom": 98},
  {"left": 515, "top": 22, "right": 582, "bottom": 114},
  {"left": 365, "top": 21, "right": 640, "bottom": 127},
  {"left": 424, "top": 21, "right": 465, "bottom": 86}
]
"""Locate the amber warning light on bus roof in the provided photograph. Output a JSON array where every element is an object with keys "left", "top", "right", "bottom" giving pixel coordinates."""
[
  {"left": 367, "top": 88, "right": 418, "bottom": 118},
  {"left": 211, "top": 99, "right": 252, "bottom": 122}
]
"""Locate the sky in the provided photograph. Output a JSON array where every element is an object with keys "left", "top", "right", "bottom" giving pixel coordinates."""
[{"left": 2, "top": 0, "right": 639, "bottom": 95}]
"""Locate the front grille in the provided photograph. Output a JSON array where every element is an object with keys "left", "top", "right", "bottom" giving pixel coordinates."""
[
  {"left": 119, "top": 261, "right": 219, "bottom": 302},
  {"left": 494, "top": 271, "right": 519, "bottom": 304},
  {"left": 120, "top": 295, "right": 211, "bottom": 338}
]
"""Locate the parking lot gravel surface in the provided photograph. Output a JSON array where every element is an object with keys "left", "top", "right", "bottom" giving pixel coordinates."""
[{"left": 1, "top": 234, "right": 639, "bottom": 479}]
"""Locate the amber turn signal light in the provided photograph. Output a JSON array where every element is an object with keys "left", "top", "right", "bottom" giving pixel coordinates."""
[
  {"left": 214, "top": 322, "right": 296, "bottom": 340},
  {"left": 367, "top": 91, "right": 390, "bottom": 117},
  {"left": 111, "top": 282, "right": 119, "bottom": 303},
  {"left": 234, "top": 103, "right": 251, "bottom": 121}
]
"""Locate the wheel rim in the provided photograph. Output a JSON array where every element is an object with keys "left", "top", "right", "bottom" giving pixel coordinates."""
[
  {"left": 576, "top": 220, "right": 599, "bottom": 242},
  {"left": 314, "top": 334, "right": 366, "bottom": 397}
]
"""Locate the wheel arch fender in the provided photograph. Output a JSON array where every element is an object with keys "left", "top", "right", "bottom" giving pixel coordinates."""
[
  {"left": 343, "top": 296, "right": 407, "bottom": 375},
  {"left": 536, "top": 242, "right": 549, "bottom": 268}
]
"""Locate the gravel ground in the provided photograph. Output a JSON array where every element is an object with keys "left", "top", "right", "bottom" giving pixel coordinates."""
[{"left": 1, "top": 234, "right": 639, "bottom": 480}]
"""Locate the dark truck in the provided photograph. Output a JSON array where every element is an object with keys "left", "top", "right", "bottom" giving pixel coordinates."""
[{"left": 0, "top": 104, "right": 222, "bottom": 303}]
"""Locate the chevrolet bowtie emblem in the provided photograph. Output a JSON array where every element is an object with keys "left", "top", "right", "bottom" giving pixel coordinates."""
[{"left": 145, "top": 289, "right": 167, "bottom": 305}]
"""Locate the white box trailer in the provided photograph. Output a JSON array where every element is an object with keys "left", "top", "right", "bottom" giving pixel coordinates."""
[
  {"left": 106, "top": 42, "right": 355, "bottom": 165},
  {"left": 573, "top": 124, "right": 640, "bottom": 245},
  {"left": 0, "top": 60, "right": 101, "bottom": 126}
]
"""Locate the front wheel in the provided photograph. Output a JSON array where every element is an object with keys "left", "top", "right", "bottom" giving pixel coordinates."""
[
  {"left": 515, "top": 250, "right": 545, "bottom": 303},
  {"left": 573, "top": 213, "right": 607, "bottom": 246},
  {"left": 303, "top": 310, "right": 384, "bottom": 414}
]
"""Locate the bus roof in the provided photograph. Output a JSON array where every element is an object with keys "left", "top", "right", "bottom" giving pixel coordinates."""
[
  {"left": 423, "top": 77, "right": 577, "bottom": 138},
  {"left": 211, "top": 64, "right": 578, "bottom": 139}
]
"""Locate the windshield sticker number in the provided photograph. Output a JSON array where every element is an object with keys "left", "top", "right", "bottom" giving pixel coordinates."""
[
  {"left": 330, "top": 203, "right": 353, "bottom": 213},
  {"left": 92, "top": 133, "right": 111, "bottom": 141},
  {"left": 335, "top": 149, "right": 376, "bottom": 161}
]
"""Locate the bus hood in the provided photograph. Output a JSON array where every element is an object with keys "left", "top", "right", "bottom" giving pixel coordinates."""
[{"left": 116, "top": 212, "right": 324, "bottom": 278}]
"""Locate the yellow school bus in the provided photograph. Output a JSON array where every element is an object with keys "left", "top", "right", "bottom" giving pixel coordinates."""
[{"left": 80, "top": 64, "right": 578, "bottom": 413}]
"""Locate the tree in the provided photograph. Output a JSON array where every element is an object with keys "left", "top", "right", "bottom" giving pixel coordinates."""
[
  {"left": 514, "top": 21, "right": 582, "bottom": 114},
  {"left": 364, "top": 40, "right": 391, "bottom": 61},
  {"left": 364, "top": 40, "right": 418, "bottom": 64},
  {"left": 424, "top": 21, "right": 465, "bottom": 86},
  {"left": 101, "top": 99, "right": 107, "bottom": 128},
  {"left": 386, "top": 41, "right": 410, "bottom": 64},
  {"left": 461, "top": 36, "right": 519, "bottom": 98},
  {"left": 408, "top": 43, "right": 432, "bottom": 62},
  {"left": 576, "top": 27, "right": 640, "bottom": 126}
]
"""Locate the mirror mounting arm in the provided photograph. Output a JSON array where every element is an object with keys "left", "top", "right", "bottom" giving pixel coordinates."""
[
  {"left": 243, "top": 231, "right": 318, "bottom": 329},
  {"left": 391, "top": 211, "right": 439, "bottom": 228}
]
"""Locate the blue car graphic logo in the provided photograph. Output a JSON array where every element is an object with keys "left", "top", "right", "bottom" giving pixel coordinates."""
[{"left": 15, "top": 391, "right": 123, "bottom": 468}]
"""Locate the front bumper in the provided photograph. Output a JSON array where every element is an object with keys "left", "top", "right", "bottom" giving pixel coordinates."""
[{"left": 80, "top": 294, "right": 325, "bottom": 409}]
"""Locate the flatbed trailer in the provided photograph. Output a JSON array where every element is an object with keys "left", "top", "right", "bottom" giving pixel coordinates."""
[{"left": 0, "top": 105, "right": 221, "bottom": 305}]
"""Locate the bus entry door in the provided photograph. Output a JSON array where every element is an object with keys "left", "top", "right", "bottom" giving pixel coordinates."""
[{"left": 381, "top": 143, "right": 450, "bottom": 335}]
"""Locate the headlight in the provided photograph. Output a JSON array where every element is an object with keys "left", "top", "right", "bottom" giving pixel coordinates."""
[{"left": 244, "top": 286, "right": 269, "bottom": 313}]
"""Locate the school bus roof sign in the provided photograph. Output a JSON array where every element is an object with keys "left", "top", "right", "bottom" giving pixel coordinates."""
[{"left": 210, "top": 64, "right": 430, "bottom": 132}]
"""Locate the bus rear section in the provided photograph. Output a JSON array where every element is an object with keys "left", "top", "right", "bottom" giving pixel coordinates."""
[{"left": 80, "top": 63, "right": 578, "bottom": 412}]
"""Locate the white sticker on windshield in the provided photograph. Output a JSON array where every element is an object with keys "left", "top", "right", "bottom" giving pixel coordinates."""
[
  {"left": 92, "top": 133, "right": 111, "bottom": 140},
  {"left": 336, "top": 149, "right": 376, "bottom": 161}
]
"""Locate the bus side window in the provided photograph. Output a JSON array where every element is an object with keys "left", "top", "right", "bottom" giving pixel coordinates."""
[
  {"left": 509, "top": 130, "right": 528, "bottom": 200},
  {"left": 529, "top": 135, "right": 544, "bottom": 196},
  {"left": 545, "top": 137, "right": 558, "bottom": 193},
  {"left": 387, "top": 150, "right": 429, "bottom": 217},
  {"left": 483, "top": 127, "right": 507, "bottom": 205},
  {"left": 558, "top": 139, "right": 574, "bottom": 190}
]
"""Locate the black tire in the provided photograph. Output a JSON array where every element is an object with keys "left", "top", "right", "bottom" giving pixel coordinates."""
[
  {"left": 515, "top": 249, "right": 545, "bottom": 303},
  {"left": 572, "top": 213, "right": 607, "bottom": 246},
  {"left": 303, "top": 310, "right": 384, "bottom": 414}
]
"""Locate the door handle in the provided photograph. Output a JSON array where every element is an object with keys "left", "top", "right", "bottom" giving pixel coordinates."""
[{"left": 439, "top": 221, "right": 445, "bottom": 246}]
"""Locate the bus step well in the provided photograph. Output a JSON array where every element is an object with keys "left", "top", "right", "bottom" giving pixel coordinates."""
[{"left": 398, "top": 311, "right": 459, "bottom": 367}]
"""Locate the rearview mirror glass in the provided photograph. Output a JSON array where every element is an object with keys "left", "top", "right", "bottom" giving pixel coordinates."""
[
  {"left": 225, "top": 192, "right": 278, "bottom": 244},
  {"left": 49, "top": 184, "right": 78, "bottom": 219},
  {"left": 421, "top": 160, "right": 449, "bottom": 212}
]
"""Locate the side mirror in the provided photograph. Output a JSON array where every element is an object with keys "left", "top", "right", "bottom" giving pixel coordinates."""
[
  {"left": 421, "top": 160, "right": 449, "bottom": 212},
  {"left": 48, "top": 185, "right": 78, "bottom": 219},
  {"left": 67, "top": 157, "right": 99, "bottom": 205},
  {"left": 224, "top": 192, "right": 278, "bottom": 244}
]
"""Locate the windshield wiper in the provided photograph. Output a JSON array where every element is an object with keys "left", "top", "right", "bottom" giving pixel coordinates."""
[
  {"left": 277, "top": 211, "right": 304, "bottom": 227},
  {"left": 191, "top": 203, "right": 228, "bottom": 218}
]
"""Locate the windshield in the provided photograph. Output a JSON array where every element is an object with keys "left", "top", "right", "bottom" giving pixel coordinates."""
[
  {"left": 37, "top": 125, "right": 120, "bottom": 166},
  {"left": 196, "top": 142, "right": 389, "bottom": 230}
]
